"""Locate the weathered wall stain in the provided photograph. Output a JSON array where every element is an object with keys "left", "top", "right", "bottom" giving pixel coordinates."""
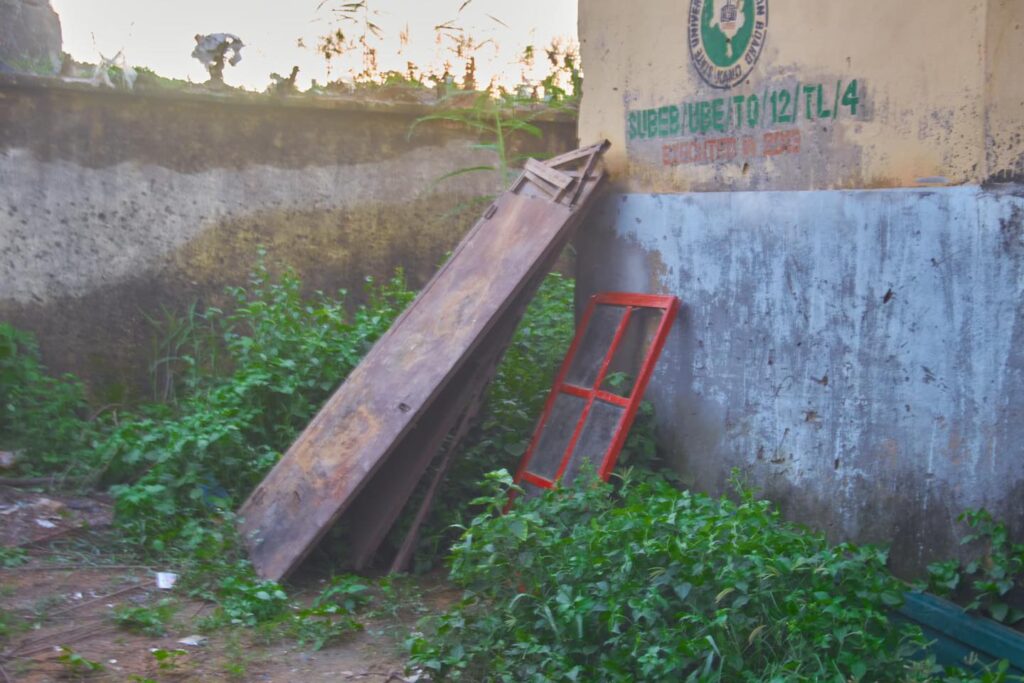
[
  {"left": 0, "top": 77, "right": 577, "bottom": 396},
  {"left": 576, "top": 188, "right": 1024, "bottom": 574},
  {"left": 576, "top": 0, "right": 1024, "bottom": 573}
]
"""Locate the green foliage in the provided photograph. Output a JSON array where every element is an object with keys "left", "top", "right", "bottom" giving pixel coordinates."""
[
  {"left": 411, "top": 91, "right": 546, "bottom": 194},
  {"left": 289, "top": 606, "right": 363, "bottom": 650},
  {"left": 56, "top": 646, "right": 104, "bottom": 677},
  {"left": 207, "top": 575, "right": 290, "bottom": 628},
  {"left": 150, "top": 647, "right": 188, "bottom": 672},
  {"left": 0, "top": 323, "right": 96, "bottom": 476},
  {"left": 112, "top": 598, "right": 177, "bottom": 637},
  {"left": 0, "top": 607, "right": 18, "bottom": 640},
  {"left": 98, "top": 255, "right": 414, "bottom": 551},
  {"left": 409, "top": 469, "right": 932, "bottom": 682},
  {"left": 0, "top": 546, "right": 28, "bottom": 568},
  {"left": 314, "top": 574, "right": 372, "bottom": 613},
  {"left": 925, "top": 508, "right": 1024, "bottom": 625},
  {"left": 285, "top": 574, "right": 370, "bottom": 649},
  {"left": 133, "top": 66, "right": 193, "bottom": 91},
  {"left": 185, "top": 556, "right": 291, "bottom": 630},
  {"left": 371, "top": 574, "right": 429, "bottom": 620},
  {"left": 537, "top": 41, "right": 583, "bottom": 104}
]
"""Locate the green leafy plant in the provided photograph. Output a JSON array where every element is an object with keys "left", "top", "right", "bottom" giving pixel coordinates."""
[
  {"left": 410, "top": 90, "right": 545, "bottom": 196},
  {"left": 537, "top": 39, "right": 583, "bottom": 104},
  {"left": 0, "top": 323, "right": 96, "bottom": 477},
  {"left": 282, "top": 574, "right": 370, "bottom": 650},
  {"left": 0, "top": 607, "right": 21, "bottom": 640},
  {"left": 409, "top": 469, "right": 935, "bottom": 682},
  {"left": 112, "top": 598, "right": 177, "bottom": 636},
  {"left": 289, "top": 606, "right": 364, "bottom": 651},
  {"left": 150, "top": 647, "right": 188, "bottom": 672},
  {"left": 0, "top": 546, "right": 28, "bottom": 568},
  {"left": 205, "top": 576, "right": 290, "bottom": 628},
  {"left": 314, "top": 574, "right": 372, "bottom": 613},
  {"left": 926, "top": 508, "right": 1024, "bottom": 625},
  {"left": 370, "top": 574, "right": 428, "bottom": 620},
  {"left": 56, "top": 646, "right": 104, "bottom": 677},
  {"left": 96, "top": 255, "right": 414, "bottom": 552}
]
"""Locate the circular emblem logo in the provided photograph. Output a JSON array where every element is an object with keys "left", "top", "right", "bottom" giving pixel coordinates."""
[{"left": 688, "top": 0, "right": 768, "bottom": 89}]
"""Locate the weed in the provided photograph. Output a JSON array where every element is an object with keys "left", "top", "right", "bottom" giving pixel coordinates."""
[
  {"left": 537, "top": 39, "right": 583, "bottom": 104},
  {"left": 56, "top": 646, "right": 104, "bottom": 677},
  {"left": 98, "top": 255, "right": 414, "bottom": 552},
  {"left": 150, "top": 647, "right": 188, "bottom": 671},
  {"left": 410, "top": 469, "right": 936, "bottom": 681},
  {"left": 205, "top": 576, "right": 290, "bottom": 628},
  {"left": 31, "top": 594, "right": 63, "bottom": 622},
  {"left": 925, "top": 508, "right": 1024, "bottom": 625},
  {"left": 0, "top": 323, "right": 96, "bottom": 478},
  {"left": 411, "top": 91, "right": 545, "bottom": 195},
  {"left": 289, "top": 606, "right": 364, "bottom": 650},
  {"left": 142, "top": 301, "right": 218, "bottom": 404},
  {"left": 0, "top": 546, "right": 27, "bottom": 568},
  {"left": 0, "top": 607, "right": 25, "bottom": 640},
  {"left": 112, "top": 598, "right": 177, "bottom": 637},
  {"left": 371, "top": 575, "right": 427, "bottom": 620},
  {"left": 314, "top": 574, "right": 372, "bottom": 613},
  {"left": 222, "top": 629, "right": 251, "bottom": 679}
]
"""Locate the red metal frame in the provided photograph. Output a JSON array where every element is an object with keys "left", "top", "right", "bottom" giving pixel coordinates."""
[{"left": 512, "top": 292, "right": 680, "bottom": 496}]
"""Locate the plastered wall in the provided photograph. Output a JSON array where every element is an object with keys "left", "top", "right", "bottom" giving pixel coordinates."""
[
  {"left": 576, "top": 0, "right": 1024, "bottom": 572},
  {"left": 0, "top": 76, "right": 576, "bottom": 397},
  {"left": 579, "top": 0, "right": 1024, "bottom": 191}
]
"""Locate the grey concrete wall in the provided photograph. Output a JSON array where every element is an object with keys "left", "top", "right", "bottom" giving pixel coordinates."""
[
  {"left": 576, "top": 185, "right": 1024, "bottom": 574},
  {"left": 0, "top": 75, "right": 576, "bottom": 398}
]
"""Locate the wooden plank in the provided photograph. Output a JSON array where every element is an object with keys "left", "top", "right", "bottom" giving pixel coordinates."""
[
  {"left": 343, "top": 211, "right": 582, "bottom": 569},
  {"left": 345, "top": 278, "right": 534, "bottom": 570},
  {"left": 524, "top": 158, "right": 573, "bottom": 190},
  {"left": 385, "top": 266, "right": 547, "bottom": 574},
  {"left": 545, "top": 141, "right": 609, "bottom": 169},
  {"left": 387, "top": 403, "right": 476, "bottom": 574},
  {"left": 237, "top": 143, "right": 609, "bottom": 580},
  {"left": 570, "top": 145, "right": 602, "bottom": 205}
]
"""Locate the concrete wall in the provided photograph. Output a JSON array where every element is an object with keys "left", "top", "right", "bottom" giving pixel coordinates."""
[
  {"left": 0, "top": 75, "right": 576, "bottom": 398},
  {"left": 577, "top": 0, "right": 1024, "bottom": 573},
  {"left": 581, "top": 0, "right": 1023, "bottom": 192}
]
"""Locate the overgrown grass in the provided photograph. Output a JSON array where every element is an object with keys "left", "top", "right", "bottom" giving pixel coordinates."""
[
  {"left": 0, "top": 323, "right": 97, "bottom": 477},
  {"left": 408, "top": 470, "right": 1016, "bottom": 682},
  {"left": 0, "top": 257, "right": 578, "bottom": 643},
  {"left": 923, "top": 509, "right": 1024, "bottom": 626},
  {"left": 1, "top": 254, "right": 413, "bottom": 552},
  {"left": 6, "top": 256, "right": 1021, "bottom": 679},
  {"left": 96, "top": 256, "right": 414, "bottom": 553}
]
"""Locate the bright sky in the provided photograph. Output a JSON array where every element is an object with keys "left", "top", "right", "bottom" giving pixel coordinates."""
[{"left": 49, "top": 1, "right": 578, "bottom": 91}]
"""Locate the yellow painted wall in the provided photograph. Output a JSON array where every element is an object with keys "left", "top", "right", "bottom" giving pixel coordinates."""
[
  {"left": 579, "top": 0, "right": 1024, "bottom": 191},
  {"left": 985, "top": 0, "right": 1024, "bottom": 182}
]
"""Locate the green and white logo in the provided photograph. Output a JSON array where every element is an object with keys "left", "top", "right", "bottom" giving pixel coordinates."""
[{"left": 688, "top": 0, "right": 768, "bottom": 89}]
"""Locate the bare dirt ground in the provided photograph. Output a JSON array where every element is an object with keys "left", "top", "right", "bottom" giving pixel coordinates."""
[
  {"left": 0, "top": 490, "right": 453, "bottom": 682},
  {"left": 0, "top": 557, "right": 449, "bottom": 682}
]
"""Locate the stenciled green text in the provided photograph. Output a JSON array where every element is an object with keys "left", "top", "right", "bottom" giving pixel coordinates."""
[{"left": 628, "top": 79, "right": 861, "bottom": 141}]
